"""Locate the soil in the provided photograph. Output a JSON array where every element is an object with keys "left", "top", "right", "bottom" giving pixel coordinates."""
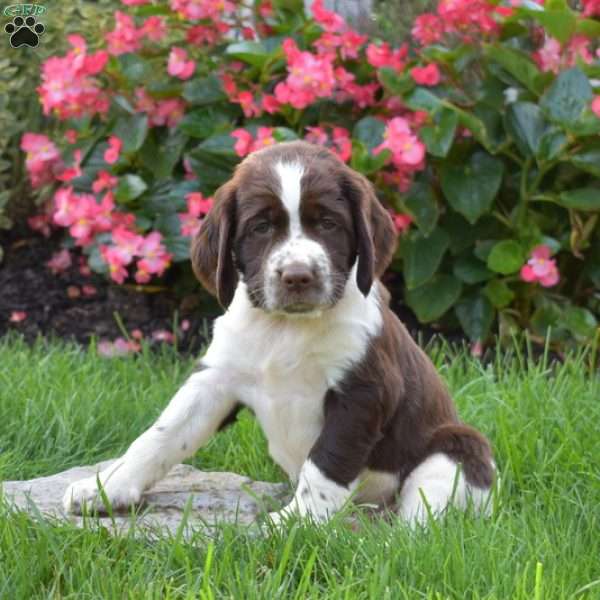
[{"left": 0, "top": 227, "right": 455, "bottom": 355}]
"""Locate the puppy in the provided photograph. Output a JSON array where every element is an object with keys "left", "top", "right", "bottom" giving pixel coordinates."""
[{"left": 63, "top": 141, "right": 495, "bottom": 525}]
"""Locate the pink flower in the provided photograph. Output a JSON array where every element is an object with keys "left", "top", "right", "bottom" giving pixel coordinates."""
[
  {"left": 65, "top": 129, "right": 78, "bottom": 144},
  {"left": 582, "top": 0, "right": 600, "bottom": 17},
  {"left": 104, "top": 136, "right": 122, "bottom": 164},
  {"left": 56, "top": 149, "right": 82, "bottom": 182},
  {"left": 374, "top": 117, "right": 426, "bottom": 167},
  {"left": 311, "top": 0, "right": 346, "bottom": 33},
  {"left": 101, "top": 245, "right": 129, "bottom": 283},
  {"left": 9, "top": 311, "right": 27, "bottom": 323},
  {"left": 47, "top": 249, "right": 72, "bottom": 274},
  {"left": 153, "top": 99, "right": 185, "bottom": 127},
  {"left": 131, "top": 329, "right": 144, "bottom": 339},
  {"left": 410, "top": 63, "right": 441, "bottom": 86},
  {"left": 366, "top": 43, "right": 407, "bottom": 72},
  {"left": 152, "top": 329, "right": 175, "bottom": 343},
  {"left": 186, "top": 22, "right": 228, "bottom": 46},
  {"left": 122, "top": 0, "right": 150, "bottom": 5},
  {"left": 169, "top": 0, "right": 235, "bottom": 20},
  {"left": 533, "top": 37, "right": 562, "bottom": 73},
  {"left": 262, "top": 94, "right": 281, "bottom": 114},
  {"left": 82, "top": 284, "right": 97, "bottom": 297},
  {"left": 331, "top": 127, "right": 352, "bottom": 162},
  {"left": 140, "top": 16, "right": 166, "bottom": 41},
  {"left": 92, "top": 170, "right": 119, "bottom": 194},
  {"left": 412, "top": 14, "right": 444, "bottom": 46},
  {"left": 37, "top": 37, "right": 109, "bottom": 120},
  {"left": 98, "top": 337, "right": 140, "bottom": 357},
  {"left": 112, "top": 227, "right": 144, "bottom": 263},
  {"left": 21, "top": 133, "right": 62, "bottom": 188},
  {"left": 167, "top": 47, "right": 196, "bottom": 80},
  {"left": 231, "top": 128, "right": 254, "bottom": 157},
  {"left": 137, "top": 232, "right": 172, "bottom": 276},
  {"left": 520, "top": 245, "right": 560, "bottom": 288},
  {"left": 591, "top": 96, "right": 600, "bottom": 118},
  {"left": 28, "top": 215, "right": 52, "bottom": 237},
  {"left": 392, "top": 212, "right": 413, "bottom": 234},
  {"left": 235, "top": 90, "right": 261, "bottom": 118},
  {"left": 180, "top": 319, "right": 191, "bottom": 332},
  {"left": 339, "top": 30, "right": 367, "bottom": 59},
  {"left": 105, "top": 11, "right": 142, "bottom": 56},
  {"left": 179, "top": 192, "right": 213, "bottom": 237}
]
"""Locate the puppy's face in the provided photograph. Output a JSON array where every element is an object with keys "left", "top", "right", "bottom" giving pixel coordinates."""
[{"left": 191, "top": 141, "right": 397, "bottom": 314}]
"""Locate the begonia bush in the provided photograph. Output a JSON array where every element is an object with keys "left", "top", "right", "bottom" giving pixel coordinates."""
[{"left": 22, "top": 0, "right": 600, "bottom": 348}]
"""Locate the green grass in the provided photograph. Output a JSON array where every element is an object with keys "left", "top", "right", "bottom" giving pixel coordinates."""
[{"left": 1, "top": 335, "right": 599, "bottom": 599}]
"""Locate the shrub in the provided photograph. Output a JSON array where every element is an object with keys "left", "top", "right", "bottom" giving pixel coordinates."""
[
  {"left": 21, "top": 0, "right": 600, "bottom": 349},
  {"left": 0, "top": 0, "right": 121, "bottom": 262}
]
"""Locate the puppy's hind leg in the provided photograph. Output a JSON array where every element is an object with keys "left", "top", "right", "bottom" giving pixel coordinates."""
[
  {"left": 63, "top": 366, "right": 238, "bottom": 514},
  {"left": 398, "top": 424, "right": 496, "bottom": 526}
]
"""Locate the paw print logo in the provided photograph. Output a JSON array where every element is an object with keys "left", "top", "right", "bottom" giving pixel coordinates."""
[{"left": 4, "top": 15, "right": 45, "bottom": 48}]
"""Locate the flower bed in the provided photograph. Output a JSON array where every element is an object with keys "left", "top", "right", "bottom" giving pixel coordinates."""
[{"left": 21, "top": 0, "right": 600, "bottom": 348}]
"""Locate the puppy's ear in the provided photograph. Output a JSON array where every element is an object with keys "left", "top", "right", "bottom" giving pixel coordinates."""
[
  {"left": 344, "top": 170, "right": 397, "bottom": 296},
  {"left": 191, "top": 180, "right": 238, "bottom": 308}
]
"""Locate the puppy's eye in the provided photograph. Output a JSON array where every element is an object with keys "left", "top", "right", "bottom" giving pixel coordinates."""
[
  {"left": 319, "top": 217, "right": 338, "bottom": 231},
  {"left": 252, "top": 220, "right": 272, "bottom": 235}
]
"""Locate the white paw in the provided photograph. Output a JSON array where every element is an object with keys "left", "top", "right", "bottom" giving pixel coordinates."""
[
  {"left": 267, "top": 505, "right": 297, "bottom": 527},
  {"left": 62, "top": 471, "right": 142, "bottom": 514}
]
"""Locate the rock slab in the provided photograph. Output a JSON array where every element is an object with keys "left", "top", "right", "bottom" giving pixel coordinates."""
[{"left": 2, "top": 460, "right": 289, "bottom": 537}]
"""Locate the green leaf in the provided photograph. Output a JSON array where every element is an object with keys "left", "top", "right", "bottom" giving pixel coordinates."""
[
  {"left": 352, "top": 117, "right": 386, "bottom": 152},
  {"left": 521, "top": 7, "right": 576, "bottom": 44},
  {"left": 112, "top": 114, "right": 148, "bottom": 153},
  {"left": 540, "top": 68, "right": 593, "bottom": 129},
  {"left": 378, "top": 68, "right": 415, "bottom": 96},
  {"left": 505, "top": 102, "right": 545, "bottom": 157},
  {"left": 577, "top": 18, "right": 600, "bottom": 38},
  {"left": 531, "top": 303, "right": 570, "bottom": 342},
  {"left": 164, "top": 235, "right": 191, "bottom": 262},
  {"left": 440, "top": 152, "right": 504, "bottom": 224},
  {"left": 178, "top": 108, "right": 232, "bottom": 139},
  {"left": 537, "top": 126, "right": 568, "bottom": 161},
  {"left": 403, "top": 180, "right": 439, "bottom": 236},
  {"left": 484, "top": 279, "right": 515, "bottom": 309},
  {"left": 484, "top": 44, "right": 543, "bottom": 96},
  {"left": 558, "top": 188, "right": 600, "bottom": 212},
  {"left": 405, "top": 275, "right": 463, "bottom": 323},
  {"left": 117, "top": 54, "right": 152, "bottom": 84},
  {"left": 139, "top": 130, "right": 187, "bottom": 179},
  {"left": 115, "top": 174, "right": 148, "bottom": 204},
  {"left": 405, "top": 88, "right": 491, "bottom": 150},
  {"left": 401, "top": 227, "right": 450, "bottom": 290},
  {"left": 225, "top": 41, "right": 274, "bottom": 67},
  {"left": 455, "top": 294, "right": 494, "bottom": 342},
  {"left": 350, "top": 142, "right": 389, "bottom": 175},
  {"left": 419, "top": 108, "right": 458, "bottom": 158},
  {"left": 570, "top": 145, "right": 600, "bottom": 177},
  {"left": 182, "top": 75, "right": 226, "bottom": 106},
  {"left": 452, "top": 254, "right": 493, "bottom": 284},
  {"left": 273, "top": 127, "right": 299, "bottom": 142},
  {"left": 564, "top": 306, "right": 598, "bottom": 340},
  {"left": 487, "top": 240, "right": 525, "bottom": 275}
]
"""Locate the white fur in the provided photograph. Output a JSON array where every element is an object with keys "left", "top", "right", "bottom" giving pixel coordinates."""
[
  {"left": 398, "top": 452, "right": 492, "bottom": 526},
  {"left": 269, "top": 459, "right": 355, "bottom": 524},
  {"left": 63, "top": 368, "right": 237, "bottom": 512},
  {"left": 264, "top": 161, "right": 332, "bottom": 311},
  {"left": 63, "top": 272, "right": 384, "bottom": 513}
]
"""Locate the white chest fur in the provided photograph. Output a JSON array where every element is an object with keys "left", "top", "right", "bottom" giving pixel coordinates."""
[{"left": 202, "top": 275, "right": 383, "bottom": 480}]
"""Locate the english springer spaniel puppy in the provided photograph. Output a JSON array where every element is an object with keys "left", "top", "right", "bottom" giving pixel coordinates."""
[{"left": 63, "top": 141, "right": 495, "bottom": 525}]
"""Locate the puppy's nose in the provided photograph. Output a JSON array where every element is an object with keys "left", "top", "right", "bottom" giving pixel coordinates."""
[{"left": 280, "top": 263, "right": 315, "bottom": 291}]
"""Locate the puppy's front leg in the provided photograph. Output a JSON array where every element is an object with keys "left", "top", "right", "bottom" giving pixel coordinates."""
[
  {"left": 269, "top": 384, "right": 383, "bottom": 524},
  {"left": 63, "top": 366, "right": 237, "bottom": 513}
]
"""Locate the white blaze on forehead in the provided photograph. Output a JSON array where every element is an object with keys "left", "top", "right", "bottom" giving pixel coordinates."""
[{"left": 275, "top": 161, "right": 304, "bottom": 236}]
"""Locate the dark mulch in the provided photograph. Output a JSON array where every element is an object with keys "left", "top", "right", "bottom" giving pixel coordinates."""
[{"left": 0, "top": 227, "right": 456, "bottom": 355}]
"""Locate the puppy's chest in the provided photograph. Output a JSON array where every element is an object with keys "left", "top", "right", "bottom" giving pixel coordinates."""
[{"left": 247, "top": 358, "right": 332, "bottom": 481}]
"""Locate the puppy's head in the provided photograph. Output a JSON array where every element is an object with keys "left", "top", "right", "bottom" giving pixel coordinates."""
[{"left": 191, "top": 141, "right": 397, "bottom": 313}]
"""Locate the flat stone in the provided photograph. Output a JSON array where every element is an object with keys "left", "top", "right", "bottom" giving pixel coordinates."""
[{"left": 2, "top": 460, "right": 290, "bottom": 537}]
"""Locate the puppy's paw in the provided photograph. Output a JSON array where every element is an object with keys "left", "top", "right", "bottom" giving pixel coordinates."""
[
  {"left": 267, "top": 505, "right": 296, "bottom": 528},
  {"left": 62, "top": 473, "right": 141, "bottom": 514}
]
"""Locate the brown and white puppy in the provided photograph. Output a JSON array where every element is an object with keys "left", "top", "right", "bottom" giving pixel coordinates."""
[{"left": 63, "top": 141, "right": 495, "bottom": 525}]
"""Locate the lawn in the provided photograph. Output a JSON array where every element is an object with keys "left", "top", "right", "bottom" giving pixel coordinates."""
[{"left": 0, "top": 335, "right": 599, "bottom": 599}]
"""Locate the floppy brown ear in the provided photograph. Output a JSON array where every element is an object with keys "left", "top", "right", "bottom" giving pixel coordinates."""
[
  {"left": 344, "top": 170, "right": 398, "bottom": 296},
  {"left": 190, "top": 180, "right": 238, "bottom": 308}
]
